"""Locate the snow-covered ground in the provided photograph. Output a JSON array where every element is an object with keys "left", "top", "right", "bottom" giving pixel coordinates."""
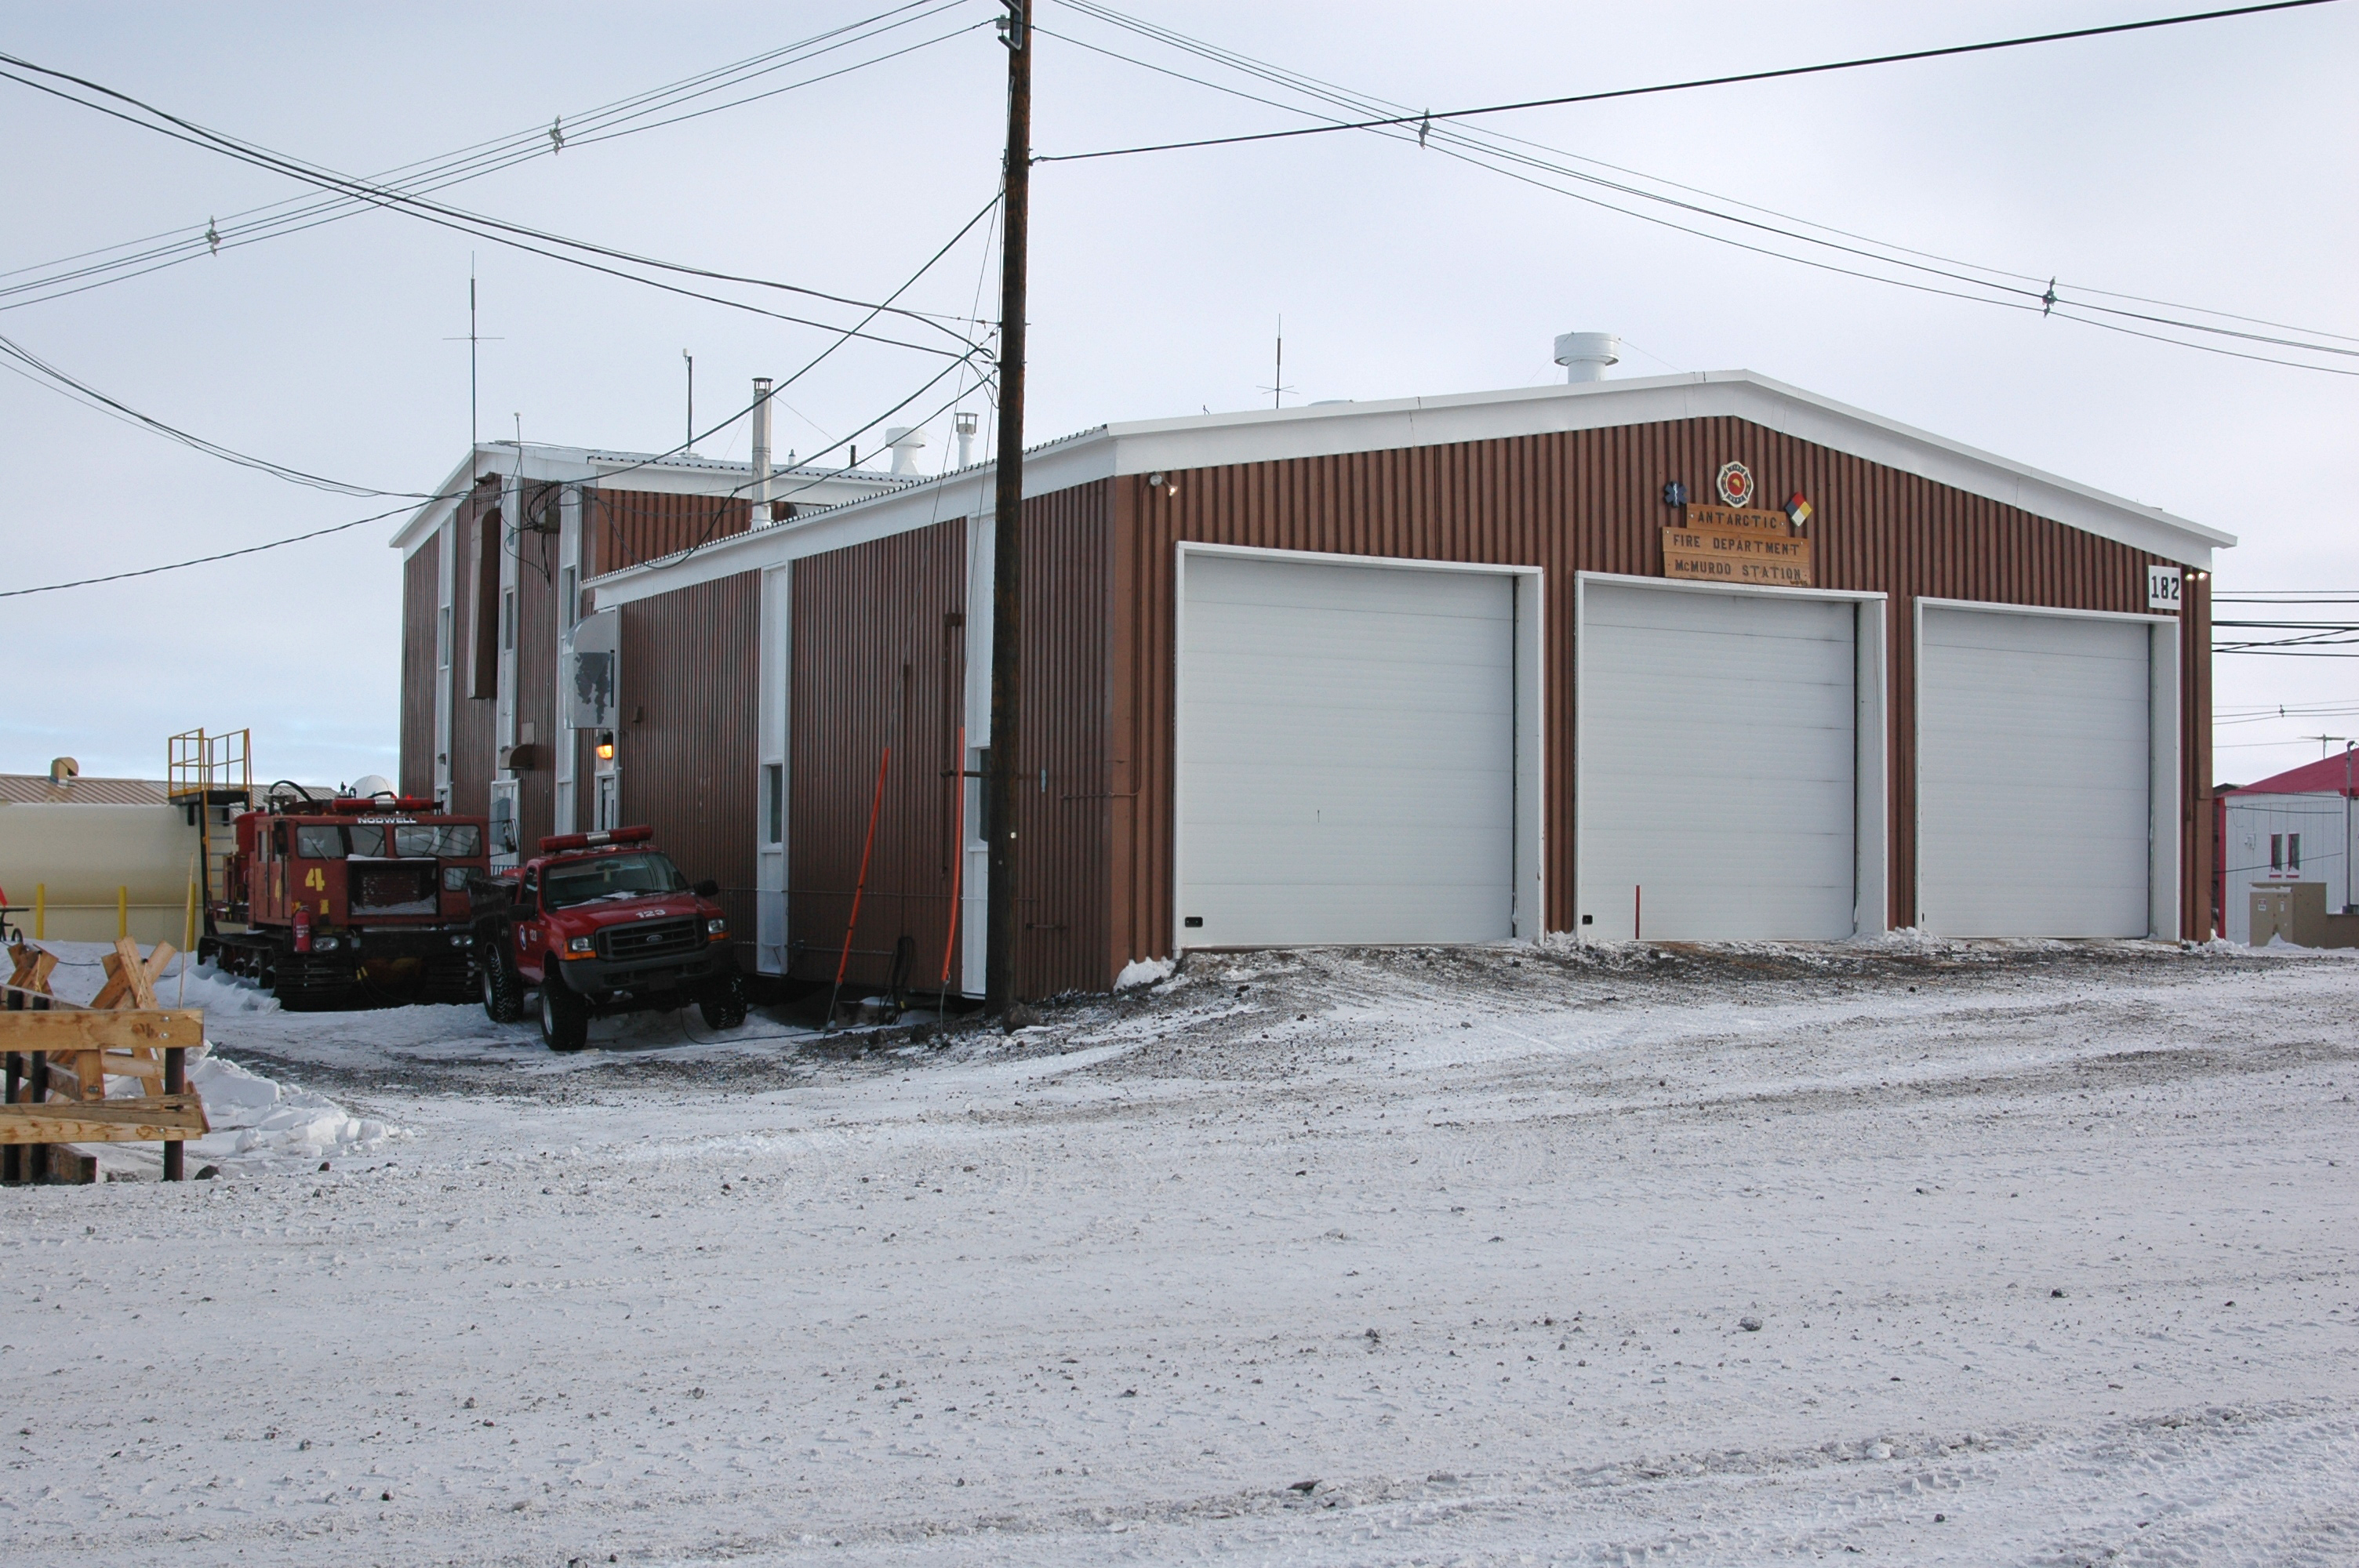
[{"left": 4, "top": 938, "right": 2355, "bottom": 1565}]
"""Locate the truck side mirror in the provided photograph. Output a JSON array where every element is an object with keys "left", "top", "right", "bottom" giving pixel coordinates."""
[{"left": 692, "top": 879, "right": 719, "bottom": 898}]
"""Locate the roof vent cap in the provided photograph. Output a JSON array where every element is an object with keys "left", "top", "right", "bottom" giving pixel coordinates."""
[
  {"left": 49, "top": 757, "right": 78, "bottom": 788},
  {"left": 885, "top": 425, "right": 929, "bottom": 476},
  {"left": 1553, "top": 331, "right": 1620, "bottom": 383}
]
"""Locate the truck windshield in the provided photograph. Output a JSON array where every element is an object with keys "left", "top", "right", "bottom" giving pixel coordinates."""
[
  {"left": 297, "top": 822, "right": 483, "bottom": 859},
  {"left": 542, "top": 851, "right": 688, "bottom": 910},
  {"left": 394, "top": 824, "right": 481, "bottom": 858}
]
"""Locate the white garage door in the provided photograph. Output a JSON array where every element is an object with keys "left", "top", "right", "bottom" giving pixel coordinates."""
[
  {"left": 1580, "top": 583, "right": 1859, "bottom": 941},
  {"left": 1178, "top": 553, "right": 1514, "bottom": 946},
  {"left": 1917, "top": 608, "right": 2150, "bottom": 937}
]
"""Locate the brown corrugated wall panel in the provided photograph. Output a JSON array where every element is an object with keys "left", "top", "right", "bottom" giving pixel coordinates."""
[
  {"left": 398, "top": 532, "right": 439, "bottom": 799},
  {"left": 788, "top": 521, "right": 968, "bottom": 992},
  {"left": 1010, "top": 482, "right": 1115, "bottom": 998},
  {"left": 1103, "top": 414, "right": 2211, "bottom": 956},
  {"left": 593, "top": 487, "right": 754, "bottom": 574},
  {"left": 618, "top": 571, "right": 761, "bottom": 957},
  {"left": 512, "top": 484, "right": 562, "bottom": 849}
]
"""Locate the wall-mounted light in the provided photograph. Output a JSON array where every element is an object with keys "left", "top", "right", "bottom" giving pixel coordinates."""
[
  {"left": 595, "top": 732, "right": 616, "bottom": 761},
  {"left": 1147, "top": 471, "right": 1178, "bottom": 497}
]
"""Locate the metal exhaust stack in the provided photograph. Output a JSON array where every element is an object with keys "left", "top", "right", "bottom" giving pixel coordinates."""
[
  {"left": 1553, "top": 331, "right": 1620, "bottom": 383},
  {"left": 750, "top": 377, "right": 773, "bottom": 513},
  {"left": 955, "top": 410, "right": 979, "bottom": 469}
]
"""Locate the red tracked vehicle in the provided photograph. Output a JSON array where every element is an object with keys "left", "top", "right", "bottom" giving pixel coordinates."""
[
  {"left": 469, "top": 826, "right": 744, "bottom": 1051},
  {"left": 204, "top": 789, "right": 489, "bottom": 1010}
]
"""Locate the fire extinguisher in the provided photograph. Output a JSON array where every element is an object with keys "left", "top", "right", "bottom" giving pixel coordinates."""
[{"left": 292, "top": 902, "right": 312, "bottom": 954}]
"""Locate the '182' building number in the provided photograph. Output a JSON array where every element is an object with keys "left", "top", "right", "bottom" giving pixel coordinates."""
[{"left": 2147, "top": 564, "right": 2183, "bottom": 611}]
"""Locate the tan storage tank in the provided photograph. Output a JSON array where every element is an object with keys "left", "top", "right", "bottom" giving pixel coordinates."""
[{"left": 0, "top": 800, "right": 198, "bottom": 946}]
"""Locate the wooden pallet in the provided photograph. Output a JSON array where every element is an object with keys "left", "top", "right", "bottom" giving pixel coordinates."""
[{"left": 3, "top": 940, "right": 208, "bottom": 1185}]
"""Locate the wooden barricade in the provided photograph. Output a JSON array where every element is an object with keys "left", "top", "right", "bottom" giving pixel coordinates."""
[{"left": 3, "top": 939, "right": 208, "bottom": 1185}]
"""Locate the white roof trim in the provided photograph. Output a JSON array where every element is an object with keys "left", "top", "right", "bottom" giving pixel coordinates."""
[
  {"left": 587, "top": 369, "right": 2231, "bottom": 603},
  {"left": 389, "top": 441, "right": 913, "bottom": 557}
]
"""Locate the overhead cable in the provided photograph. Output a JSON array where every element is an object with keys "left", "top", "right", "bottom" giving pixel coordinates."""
[
  {"left": 1044, "top": 2, "right": 2357, "bottom": 373},
  {"left": 0, "top": 2, "right": 984, "bottom": 317},
  {"left": 0, "top": 46, "right": 992, "bottom": 358},
  {"left": 1038, "top": 2, "right": 2340, "bottom": 163},
  {"left": 0, "top": 329, "right": 432, "bottom": 498},
  {"left": 2, "top": 191, "right": 1005, "bottom": 598}
]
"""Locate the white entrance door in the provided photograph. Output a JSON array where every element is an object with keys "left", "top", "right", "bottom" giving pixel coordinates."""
[
  {"left": 1579, "top": 582, "right": 1861, "bottom": 940},
  {"left": 488, "top": 778, "right": 521, "bottom": 870},
  {"left": 1177, "top": 552, "right": 1516, "bottom": 946},
  {"left": 1917, "top": 607, "right": 2151, "bottom": 936}
]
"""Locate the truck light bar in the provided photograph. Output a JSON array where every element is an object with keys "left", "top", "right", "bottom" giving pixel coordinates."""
[
  {"left": 537, "top": 824, "right": 656, "bottom": 853},
  {"left": 328, "top": 795, "right": 438, "bottom": 813}
]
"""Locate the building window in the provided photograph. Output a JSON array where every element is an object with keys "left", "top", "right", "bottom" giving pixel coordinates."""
[
  {"left": 2288, "top": 833, "right": 2302, "bottom": 872},
  {"left": 561, "top": 566, "right": 578, "bottom": 632},
  {"left": 501, "top": 589, "right": 516, "bottom": 652},
  {"left": 763, "top": 764, "right": 783, "bottom": 845},
  {"left": 2271, "top": 834, "right": 2284, "bottom": 871},
  {"left": 438, "top": 606, "right": 452, "bottom": 670}
]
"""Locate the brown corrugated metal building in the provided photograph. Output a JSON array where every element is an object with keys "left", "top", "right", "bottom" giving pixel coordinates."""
[
  {"left": 564, "top": 368, "right": 2232, "bottom": 999},
  {"left": 389, "top": 441, "right": 910, "bottom": 957}
]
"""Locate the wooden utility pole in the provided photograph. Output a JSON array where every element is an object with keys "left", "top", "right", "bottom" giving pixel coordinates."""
[{"left": 984, "top": 0, "right": 1030, "bottom": 1016}]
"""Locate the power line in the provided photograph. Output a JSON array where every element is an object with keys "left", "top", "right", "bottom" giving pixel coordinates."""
[
  {"left": 2, "top": 191, "right": 1006, "bottom": 600},
  {"left": 0, "top": 3, "right": 985, "bottom": 315},
  {"left": 0, "top": 329, "right": 432, "bottom": 498},
  {"left": 0, "top": 46, "right": 993, "bottom": 359},
  {"left": 1045, "top": 2, "right": 2358, "bottom": 374},
  {"left": 0, "top": 500, "right": 435, "bottom": 599},
  {"left": 1039, "top": 2, "right": 2340, "bottom": 162}
]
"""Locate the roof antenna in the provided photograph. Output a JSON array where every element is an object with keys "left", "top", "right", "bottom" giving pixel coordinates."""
[
  {"left": 1259, "top": 314, "right": 1294, "bottom": 410},
  {"left": 682, "top": 350, "right": 695, "bottom": 453}
]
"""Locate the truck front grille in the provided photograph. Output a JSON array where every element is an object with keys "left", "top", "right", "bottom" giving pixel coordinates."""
[{"left": 596, "top": 916, "right": 701, "bottom": 962}]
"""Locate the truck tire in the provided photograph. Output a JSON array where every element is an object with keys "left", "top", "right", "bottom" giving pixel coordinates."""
[
  {"left": 698, "top": 975, "right": 748, "bottom": 1032},
  {"left": 482, "top": 947, "right": 525, "bottom": 1023},
  {"left": 538, "top": 968, "right": 589, "bottom": 1052}
]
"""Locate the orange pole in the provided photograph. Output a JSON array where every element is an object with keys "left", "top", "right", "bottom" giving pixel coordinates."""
[{"left": 827, "top": 748, "right": 891, "bottom": 1023}]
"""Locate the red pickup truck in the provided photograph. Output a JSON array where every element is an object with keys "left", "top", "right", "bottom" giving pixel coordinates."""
[{"left": 471, "top": 826, "right": 745, "bottom": 1051}]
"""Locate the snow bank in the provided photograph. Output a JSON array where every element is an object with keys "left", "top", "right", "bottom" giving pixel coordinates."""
[
  {"left": 1845, "top": 924, "right": 1946, "bottom": 953},
  {"left": 1114, "top": 956, "right": 1176, "bottom": 991},
  {"left": 180, "top": 1054, "right": 401, "bottom": 1169},
  {"left": 23, "top": 939, "right": 278, "bottom": 1013}
]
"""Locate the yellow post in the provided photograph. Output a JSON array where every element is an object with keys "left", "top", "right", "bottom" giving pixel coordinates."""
[
  {"left": 118, "top": 884, "right": 129, "bottom": 941},
  {"left": 33, "top": 882, "right": 43, "bottom": 940},
  {"left": 180, "top": 858, "right": 198, "bottom": 1007}
]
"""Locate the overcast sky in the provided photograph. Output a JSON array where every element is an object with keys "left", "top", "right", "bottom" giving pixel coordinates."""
[{"left": 2, "top": 0, "right": 2353, "bottom": 787}]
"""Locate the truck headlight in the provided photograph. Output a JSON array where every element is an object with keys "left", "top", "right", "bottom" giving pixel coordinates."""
[
  {"left": 706, "top": 918, "right": 728, "bottom": 938},
  {"left": 567, "top": 935, "right": 595, "bottom": 953},
  {"left": 314, "top": 935, "right": 341, "bottom": 951}
]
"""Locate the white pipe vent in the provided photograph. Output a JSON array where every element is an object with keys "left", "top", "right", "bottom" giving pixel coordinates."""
[{"left": 1553, "top": 331, "right": 1620, "bottom": 383}]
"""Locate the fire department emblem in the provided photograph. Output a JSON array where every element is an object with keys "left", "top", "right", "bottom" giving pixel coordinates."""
[{"left": 1715, "top": 460, "right": 1755, "bottom": 509}]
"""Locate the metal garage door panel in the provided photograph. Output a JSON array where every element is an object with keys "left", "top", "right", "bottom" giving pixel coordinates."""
[
  {"left": 1581, "top": 584, "right": 1857, "bottom": 940},
  {"left": 1919, "top": 608, "right": 2148, "bottom": 937},
  {"left": 1180, "top": 554, "right": 1513, "bottom": 946}
]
